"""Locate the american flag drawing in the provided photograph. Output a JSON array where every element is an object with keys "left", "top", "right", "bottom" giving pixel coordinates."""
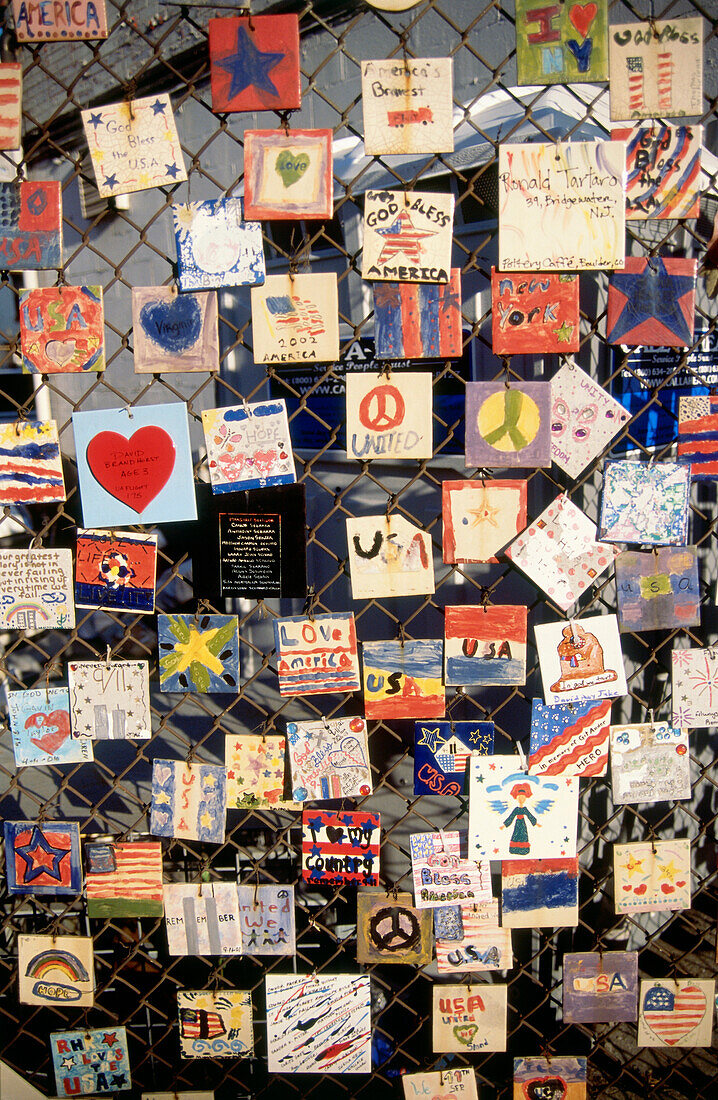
[
  {"left": 627, "top": 56, "right": 644, "bottom": 113},
  {"left": 0, "top": 64, "right": 22, "bottom": 151},
  {"left": 376, "top": 210, "right": 435, "bottom": 265},
  {"left": 86, "top": 841, "right": 163, "bottom": 916},
  {"left": 373, "top": 269, "right": 462, "bottom": 359},
  {"left": 657, "top": 52, "right": 673, "bottom": 113},
  {"left": 678, "top": 395, "right": 718, "bottom": 480},
  {"left": 0, "top": 421, "right": 65, "bottom": 504},
  {"left": 642, "top": 983, "right": 707, "bottom": 1045},
  {"left": 179, "top": 1008, "right": 227, "bottom": 1040}
]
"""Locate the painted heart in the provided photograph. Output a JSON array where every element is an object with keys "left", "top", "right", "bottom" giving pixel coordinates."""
[
  {"left": 643, "top": 983, "right": 707, "bottom": 1045},
  {"left": 326, "top": 826, "right": 344, "bottom": 844},
  {"left": 253, "top": 449, "right": 278, "bottom": 476},
  {"left": 675, "top": 880, "right": 687, "bottom": 887},
  {"left": 139, "top": 294, "right": 202, "bottom": 355},
  {"left": 44, "top": 338, "right": 77, "bottom": 367},
  {"left": 633, "top": 884, "right": 647, "bottom": 894},
  {"left": 275, "top": 149, "right": 310, "bottom": 188},
  {"left": 569, "top": 2, "right": 597, "bottom": 38},
  {"left": 661, "top": 883, "right": 675, "bottom": 894},
  {"left": 86, "top": 427, "right": 176, "bottom": 513},
  {"left": 452, "top": 1022, "right": 478, "bottom": 1046},
  {"left": 26, "top": 709, "right": 70, "bottom": 754},
  {"left": 622, "top": 885, "right": 632, "bottom": 892}
]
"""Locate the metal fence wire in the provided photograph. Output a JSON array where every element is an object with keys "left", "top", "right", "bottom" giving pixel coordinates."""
[{"left": 0, "top": 0, "right": 717, "bottom": 1096}]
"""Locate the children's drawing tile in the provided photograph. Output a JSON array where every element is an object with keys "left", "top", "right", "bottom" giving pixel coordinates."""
[
  {"left": 529, "top": 697, "right": 611, "bottom": 777},
  {"left": 445, "top": 605, "right": 527, "bottom": 687},
  {"left": 158, "top": 613, "right": 239, "bottom": 694},
  {"left": 20, "top": 286, "right": 104, "bottom": 373},
  {"left": 82, "top": 95, "right": 186, "bottom": 197},
  {"left": 465, "top": 382, "right": 552, "bottom": 468},
  {"left": 7, "top": 686, "right": 92, "bottom": 767},
  {"left": 273, "top": 612, "right": 360, "bottom": 696},
  {"left": 403, "top": 1068, "right": 478, "bottom": 1100},
  {"left": 301, "top": 809, "right": 380, "bottom": 886},
  {"left": 535, "top": 615, "right": 627, "bottom": 705},
  {"left": 610, "top": 722, "right": 691, "bottom": 804},
  {"left": 250, "top": 272, "right": 339, "bottom": 364},
  {"left": 132, "top": 287, "right": 219, "bottom": 373},
  {"left": 362, "top": 57, "right": 454, "bottom": 155},
  {"left": 347, "top": 514, "right": 434, "bottom": 599},
  {"left": 432, "top": 983, "right": 507, "bottom": 1053},
  {"left": 515, "top": 0, "right": 608, "bottom": 85},
  {"left": 226, "top": 734, "right": 298, "bottom": 810},
  {"left": 613, "top": 839, "right": 691, "bottom": 914},
  {"left": 506, "top": 494, "right": 619, "bottom": 612},
  {"left": 608, "top": 18, "right": 703, "bottom": 121},
  {"left": 75, "top": 529, "right": 157, "bottom": 615},
  {"left": 414, "top": 720, "right": 494, "bottom": 796},
  {"left": 173, "top": 198, "right": 265, "bottom": 292},
  {"left": 363, "top": 639, "right": 444, "bottom": 720},
  {"left": 85, "top": 840, "right": 163, "bottom": 918},
  {"left": 208, "top": 14, "right": 301, "bottom": 113},
  {"left": 0, "top": 419, "right": 65, "bottom": 504},
  {"left": 513, "top": 1057, "right": 586, "bottom": 1099},
  {"left": 599, "top": 461, "right": 690, "bottom": 545},
  {"left": 18, "top": 934, "right": 95, "bottom": 1006},
  {"left": 0, "top": 548, "right": 75, "bottom": 631},
  {"left": 563, "top": 951, "right": 638, "bottom": 1023},
  {"left": 163, "top": 883, "right": 242, "bottom": 956},
  {"left": 265, "top": 973, "right": 371, "bottom": 1073},
  {"left": 0, "top": 63, "right": 22, "bottom": 150},
  {"left": 672, "top": 646, "right": 718, "bottom": 727},
  {"left": 638, "top": 978, "right": 714, "bottom": 1048},
  {"left": 469, "top": 757, "right": 578, "bottom": 862},
  {"left": 616, "top": 123, "right": 702, "bottom": 219},
  {"left": 346, "top": 370, "right": 433, "bottom": 459},
  {"left": 72, "top": 402, "right": 197, "bottom": 527},
  {"left": 442, "top": 479, "right": 527, "bottom": 564},
  {"left": 4, "top": 820, "right": 82, "bottom": 895},
  {"left": 202, "top": 400, "right": 295, "bottom": 493},
  {"left": 492, "top": 268, "right": 580, "bottom": 354},
  {"left": 150, "top": 759, "right": 227, "bottom": 845},
  {"left": 0, "top": 180, "right": 63, "bottom": 269},
  {"left": 499, "top": 141, "right": 625, "bottom": 271},
  {"left": 237, "top": 884, "right": 296, "bottom": 956},
  {"left": 356, "top": 889, "right": 432, "bottom": 966},
  {"left": 607, "top": 257, "right": 696, "bottom": 347},
  {"left": 177, "top": 989, "right": 252, "bottom": 1057},
  {"left": 50, "top": 1027, "right": 130, "bottom": 1095},
  {"left": 244, "top": 129, "right": 332, "bottom": 220},
  {"left": 501, "top": 857, "right": 580, "bottom": 928},
  {"left": 678, "top": 394, "right": 718, "bottom": 480},
  {"left": 13, "top": 0, "right": 109, "bottom": 40},
  {"left": 362, "top": 189, "right": 454, "bottom": 283},
  {"left": 615, "top": 547, "right": 700, "bottom": 632},
  {"left": 435, "top": 901, "right": 512, "bottom": 974},
  {"left": 286, "top": 716, "right": 372, "bottom": 801},
  {"left": 410, "top": 830, "right": 491, "bottom": 909},
  {"left": 374, "top": 271, "right": 462, "bottom": 359},
  {"left": 550, "top": 360, "right": 631, "bottom": 479},
  {"left": 68, "top": 660, "right": 151, "bottom": 740}
]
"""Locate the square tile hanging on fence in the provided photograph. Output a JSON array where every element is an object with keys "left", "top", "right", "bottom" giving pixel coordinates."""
[
  {"left": 613, "top": 838, "right": 691, "bottom": 914},
  {"left": 501, "top": 857, "right": 580, "bottom": 928},
  {"left": 347, "top": 514, "right": 435, "bottom": 599},
  {"left": 75, "top": 529, "right": 157, "bottom": 615},
  {"left": 465, "top": 382, "right": 552, "bottom": 468},
  {"left": 7, "top": 686, "right": 92, "bottom": 768},
  {"left": 529, "top": 697, "right": 612, "bottom": 778},
  {"left": 515, "top": 0, "right": 608, "bottom": 85},
  {"left": 12, "top": 0, "right": 108, "bottom": 40},
  {"left": 0, "top": 420, "right": 65, "bottom": 504},
  {"left": 236, "top": 884, "right": 296, "bottom": 956},
  {"left": 513, "top": 1057, "right": 586, "bottom": 1100},
  {"left": 0, "top": 547, "right": 75, "bottom": 631},
  {"left": 158, "top": 613, "right": 240, "bottom": 694},
  {"left": 535, "top": 615, "right": 627, "bottom": 705},
  {"left": 550, "top": 360, "right": 631, "bottom": 479},
  {"left": 225, "top": 733, "right": 297, "bottom": 810},
  {"left": 356, "top": 889, "right": 432, "bottom": 966},
  {"left": 244, "top": 129, "right": 332, "bottom": 220},
  {"left": 202, "top": 399, "right": 296, "bottom": 493},
  {"left": 345, "top": 370, "right": 433, "bottom": 459},
  {"left": 610, "top": 722, "right": 691, "bottom": 804},
  {"left": 403, "top": 1068, "right": 478, "bottom": 1100},
  {"left": 409, "top": 830, "right": 491, "bottom": 909},
  {"left": 498, "top": 142, "right": 625, "bottom": 271},
  {"left": 177, "top": 989, "right": 253, "bottom": 1057},
  {"left": 445, "top": 605, "right": 527, "bottom": 687},
  {"left": 4, "top": 820, "right": 82, "bottom": 895},
  {"left": 301, "top": 809, "right": 380, "bottom": 886},
  {"left": 671, "top": 646, "right": 718, "bottom": 727},
  {"left": 0, "top": 180, "right": 62, "bottom": 269},
  {"left": 208, "top": 15, "right": 301, "bottom": 113},
  {"left": 85, "top": 840, "right": 164, "bottom": 918},
  {"left": 273, "top": 612, "right": 361, "bottom": 696},
  {"left": 82, "top": 95, "right": 186, "bottom": 197},
  {"left": 432, "top": 983, "right": 507, "bottom": 1053},
  {"left": 73, "top": 402, "right": 197, "bottom": 526},
  {"left": 678, "top": 394, "right": 718, "bottom": 479},
  {"left": 68, "top": 660, "right": 151, "bottom": 740},
  {"left": 434, "top": 901, "right": 512, "bottom": 974},
  {"left": 362, "top": 189, "right": 454, "bottom": 283},
  {"left": 20, "top": 286, "right": 104, "bottom": 373},
  {"left": 599, "top": 461, "right": 690, "bottom": 545},
  {"left": 607, "top": 257, "right": 696, "bottom": 347},
  {"left": 251, "top": 272, "right": 339, "bottom": 363},
  {"left": 362, "top": 639, "right": 444, "bottom": 720},
  {"left": 50, "top": 1027, "right": 131, "bottom": 1095},
  {"left": 608, "top": 18, "right": 703, "bottom": 120},
  {"left": 615, "top": 123, "right": 703, "bottom": 219},
  {"left": 373, "top": 270, "right": 463, "bottom": 359},
  {"left": 265, "top": 973, "right": 371, "bottom": 1074},
  {"left": 442, "top": 479, "right": 527, "bottom": 564},
  {"left": 132, "top": 287, "right": 219, "bottom": 373},
  {"left": 361, "top": 58, "right": 454, "bottom": 155},
  {"left": 150, "top": 759, "right": 227, "bottom": 845},
  {"left": 173, "top": 198, "right": 265, "bottom": 291},
  {"left": 615, "top": 547, "right": 700, "bottom": 632},
  {"left": 638, "top": 979, "right": 714, "bottom": 1048},
  {"left": 18, "top": 934, "right": 95, "bottom": 1007},
  {"left": 491, "top": 269, "right": 580, "bottom": 355},
  {"left": 414, "top": 720, "right": 494, "bottom": 797},
  {"left": 563, "top": 951, "right": 638, "bottom": 1023},
  {"left": 163, "top": 883, "right": 242, "bottom": 956},
  {"left": 286, "top": 717, "right": 372, "bottom": 801}
]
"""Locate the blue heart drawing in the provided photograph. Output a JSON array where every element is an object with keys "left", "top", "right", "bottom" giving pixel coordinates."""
[{"left": 139, "top": 294, "right": 202, "bottom": 354}]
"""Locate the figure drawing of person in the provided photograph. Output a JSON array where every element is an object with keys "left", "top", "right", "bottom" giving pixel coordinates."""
[{"left": 502, "top": 781, "right": 538, "bottom": 855}]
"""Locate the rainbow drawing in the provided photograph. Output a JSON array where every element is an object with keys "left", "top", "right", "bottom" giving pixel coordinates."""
[
  {"left": 6, "top": 603, "right": 49, "bottom": 623},
  {"left": 26, "top": 949, "right": 90, "bottom": 983}
]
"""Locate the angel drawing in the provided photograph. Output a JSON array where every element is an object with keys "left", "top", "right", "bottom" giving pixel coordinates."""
[{"left": 489, "top": 776, "right": 556, "bottom": 856}]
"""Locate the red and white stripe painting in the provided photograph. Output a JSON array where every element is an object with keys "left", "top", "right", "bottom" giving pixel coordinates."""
[
  {"left": 0, "top": 64, "right": 22, "bottom": 151},
  {"left": 86, "top": 842, "right": 163, "bottom": 903},
  {"left": 641, "top": 980, "right": 712, "bottom": 1047},
  {"left": 657, "top": 52, "right": 673, "bottom": 113}
]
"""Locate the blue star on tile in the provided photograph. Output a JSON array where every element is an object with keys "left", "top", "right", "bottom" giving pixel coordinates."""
[
  {"left": 87, "top": 111, "right": 104, "bottom": 129},
  {"left": 15, "top": 825, "right": 68, "bottom": 883},
  {"left": 103, "top": 173, "right": 119, "bottom": 191},
  {"left": 165, "top": 163, "right": 181, "bottom": 179},
  {"left": 608, "top": 257, "right": 694, "bottom": 345},
  {"left": 216, "top": 24, "right": 284, "bottom": 101},
  {"left": 150, "top": 98, "right": 167, "bottom": 116}
]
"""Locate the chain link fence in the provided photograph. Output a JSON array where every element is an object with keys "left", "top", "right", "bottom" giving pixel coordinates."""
[{"left": 0, "top": 0, "right": 717, "bottom": 1096}]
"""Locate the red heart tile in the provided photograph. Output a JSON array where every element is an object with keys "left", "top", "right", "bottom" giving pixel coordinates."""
[
  {"left": 86, "top": 427, "right": 176, "bottom": 513},
  {"left": 569, "top": 2, "right": 597, "bottom": 39}
]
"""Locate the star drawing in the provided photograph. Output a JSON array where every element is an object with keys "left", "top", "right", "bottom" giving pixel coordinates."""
[
  {"left": 165, "top": 163, "right": 182, "bottom": 180},
  {"left": 416, "top": 725, "right": 446, "bottom": 752},
  {"left": 150, "top": 98, "right": 167, "bottom": 115},
  {"left": 608, "top": 258, "right": 695, "bottom": 346},
  {"left": 466, "top": 489, "right": 500, "bottom": 529},
  {"left": 375, "top": 209, "right": 436, "bottom": 265},
  {"left": 215, "top": 25, "right": 285, "bottom": 102},
  {"left": 15, "top": 826, "right": 69, "bottom": 883}
]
